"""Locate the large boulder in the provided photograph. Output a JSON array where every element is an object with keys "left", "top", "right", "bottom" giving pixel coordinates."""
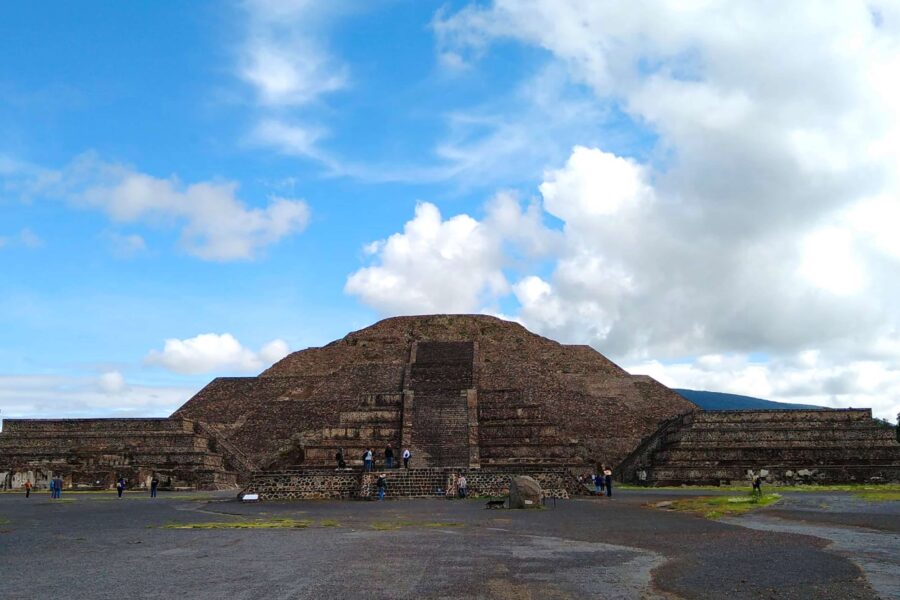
[{"left": 509, "top": 476, "right": 542, "bottom": 509}]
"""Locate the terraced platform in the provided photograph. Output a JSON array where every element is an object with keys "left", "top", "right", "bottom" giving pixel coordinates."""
[{"left": 616, "top": 409, "right": 900, "bottom": 486}]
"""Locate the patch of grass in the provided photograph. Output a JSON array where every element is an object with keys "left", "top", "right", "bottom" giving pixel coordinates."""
[
  {"left": 0, "top": 518, "right": 9, "bottom": 525},
  {"left": 161, "top": 518, "right": 312, "bottom": 530},
  {"left": 619, "top": 484, "right": 743, "bottom": 492},
  {"left": 776, "top": 483, "right": 900, "bottom": 493},
  {"left": 656, "top": 493, "right": 781, "bottom": 519},
  {"left": 320, "top": 519, "right": 340, "bottom": 527},
  {"left": 853, "top": 490, "right": 900, "bottom": 502}
]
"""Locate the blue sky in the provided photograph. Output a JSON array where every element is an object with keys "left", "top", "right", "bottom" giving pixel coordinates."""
[{"left": 2, "top": 1, "right": 899, "bottom": 421}]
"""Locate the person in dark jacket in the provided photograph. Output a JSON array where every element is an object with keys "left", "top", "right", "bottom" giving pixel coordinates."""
[
  {"left": 376, "top": 473, "right": 387, "bottom": 501},
  {"left": 116, "top": 477, "right": 126, "bottom": 498},
  {"left": 384, "top": 444, "right": 395, "bottom": 469},
  {"left": 335, "top": 448, "right": 346, "bottom": 469},
  {"left": 150, "top": 476, "right": 159, "bottom": 498},
  {"left": 603, "top": 467, "right": 613, "bottom": 497}
]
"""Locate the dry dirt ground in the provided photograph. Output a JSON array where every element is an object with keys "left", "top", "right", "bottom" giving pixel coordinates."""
[{"left": 0, "top": 488, "right": 896, "bottom": 599}]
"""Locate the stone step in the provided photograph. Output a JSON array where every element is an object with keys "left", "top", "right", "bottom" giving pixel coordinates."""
[
  {"left": 361, "top": 393, "right": 403, "bottom": 408},
  {"left": 338, "top": 409, "right": 401, "bottom": 426},
  {"left": 480, "top": 445, "right": 577, "bottom": 459},
  {"left": 0, "top": 418, "right": 196, "bottom": 434},
  {"left": 1, "top": 450, "right": 227, "bottom": 468},
  {"left": 687, "top": 421, "right": 892, "bottom": 431},
  {"left": 651, "top": 457, "right": 898, "bottom": 468},
  {"left": 664, "top": 439, "right": 900, "bottom": 451},
  {"left": 317, "top": 426, "right": 400, "bottom": 440},
  {"left": 479, "top": 457, "right": 583, "bottom": 466},
  {"left": 0, "top": 435, "right": 213, "bottom": 452},
  {"left": 658, "top": 447, "right": 900, "bottom": 462},
  {"left": 691, "top": 409, "right": 872, "bottom": 424},
  {"left": 667, "top": 429, "right": 897, "bottom": 444},
  {"left": 478, "top": 406, "right": 543, "bottom": 421},
  {"left": 478, "top": 419, "right": 553, "bottom": 427}
]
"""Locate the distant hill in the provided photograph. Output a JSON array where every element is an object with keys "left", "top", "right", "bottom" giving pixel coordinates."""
[{"left": 674, "top": 389, "right": 823, "bottom": 411}]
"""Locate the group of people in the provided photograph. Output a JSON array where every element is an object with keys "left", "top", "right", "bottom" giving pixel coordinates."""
[
  {"left": 48, "top": 476, "right": 64, "bottom": 498},
  {"left": 22, "top": 474, "right": 161, "bottom": 498},
  {"left": 336, "top": 445, "right": 413, "bottom": 471},
  {"left": 579, "top": 466, "right": 613, "bottom": 497},
  {"left": 115, "top": 475, "right": 160, "bottom": 497}
]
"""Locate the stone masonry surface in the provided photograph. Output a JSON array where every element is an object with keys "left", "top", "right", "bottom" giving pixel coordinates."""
[{"left": 617, "top": 408, "right": 900, "bottom": 486}]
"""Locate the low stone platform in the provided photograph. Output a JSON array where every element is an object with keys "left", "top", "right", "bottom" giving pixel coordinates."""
[
  {"left": 616, "top": 408, "right": 900, "bottom": 486},
  {"left": 0, "top": 418, "right": 238, "bottom": 490},
  {"left": 243, "top": 466, "right": 585, "bottom": 500}
]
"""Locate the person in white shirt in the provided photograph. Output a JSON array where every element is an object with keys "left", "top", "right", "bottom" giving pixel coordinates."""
[{"left": 402, "top": 448, "right": 411, "bottom": 469}]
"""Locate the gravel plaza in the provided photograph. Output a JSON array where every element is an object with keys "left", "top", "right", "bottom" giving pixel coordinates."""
[{"left": 1, "top": 488, "right": 897, "bottom": 599}]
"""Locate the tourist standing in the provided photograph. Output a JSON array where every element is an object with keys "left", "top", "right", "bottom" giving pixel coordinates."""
[
  {"left": 150, "top": 476, "right": 159, "bottom": 498},
  {"left": 376, "top": 473, "right": 387, "bottom": 501},
  {"left": 593, "top": 473, "right": 602, "bottom": 495},
  {"left": 457, "top": 474, "right": 468, "bottom": 498},
  {"left": 364, "top": 448, "right": 374, "bottom": 472},
  {"left": 116, "top": 476, "right": 126, "bottom": 498},
  {"left": 384, "top": 444, "right": 395, "bottom": 469},
  {"left": 752, "top": 474, "right": 762, "bottom": 497},
  {"left": 24, "top": 480, "right": 32, "bottom": 498},
  {"left": 402, "top": 448, "right": 411, "bottom": 469},
  {"left": 603, "top": 467, "right": 613, "bottom": 497},
  {"left": 336, "top": 448, "right": 346, "bottom": 469}
]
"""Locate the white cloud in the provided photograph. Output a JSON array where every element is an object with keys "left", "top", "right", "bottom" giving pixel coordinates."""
[
  {"left": 345, "top": 196, "right": 557, "bottom": 315},
  {"left": 239, "top": 0, "right": 347, "bottom": 108},
  {"left": 235, "top": 0, "right": 349, "bottom": 163},
  {"left": 8, "top": 155, "right": 310, "bottom": 261},
  {"left": 145, "top": 333, "right": 290, "bottom": 375},
  {"left": 259, "top": 339, "right": 291, "bottom": 365},
  {"left": 0, "top": 374, "right": 195, "bottom": 419},
  {"left": 96, "top": 371, "right": 126, "bottom": 394},
  {"left": 251, "top": 119, "right": 326, "bottom": 160},
  {"left": 345, "top": 202, "right": 508, "bottom": 314}
]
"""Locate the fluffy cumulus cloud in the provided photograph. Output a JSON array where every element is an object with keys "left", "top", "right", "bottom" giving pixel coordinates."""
[
  {"left": 145, "top": 333, "right": 290, "bottom": 375},
  {"left": 345, "top": 194, "right": 556, "bottom": 314},
  {"left": 347, "top": 2, "right": 900, "bottom": 419},
  {"left": 7, "top": 154, "right": 310, "bottom": 260}
]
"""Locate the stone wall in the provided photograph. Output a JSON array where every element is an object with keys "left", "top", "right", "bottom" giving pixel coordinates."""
[
  {"left": 617, "top": 409, "right": 900, "bottom": 485},
  {"left": 244, "top": 466, "right": 584, "bottom": 500},
  {"left": 0, "top": 418, "right": 237, "bottom": 490}
]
